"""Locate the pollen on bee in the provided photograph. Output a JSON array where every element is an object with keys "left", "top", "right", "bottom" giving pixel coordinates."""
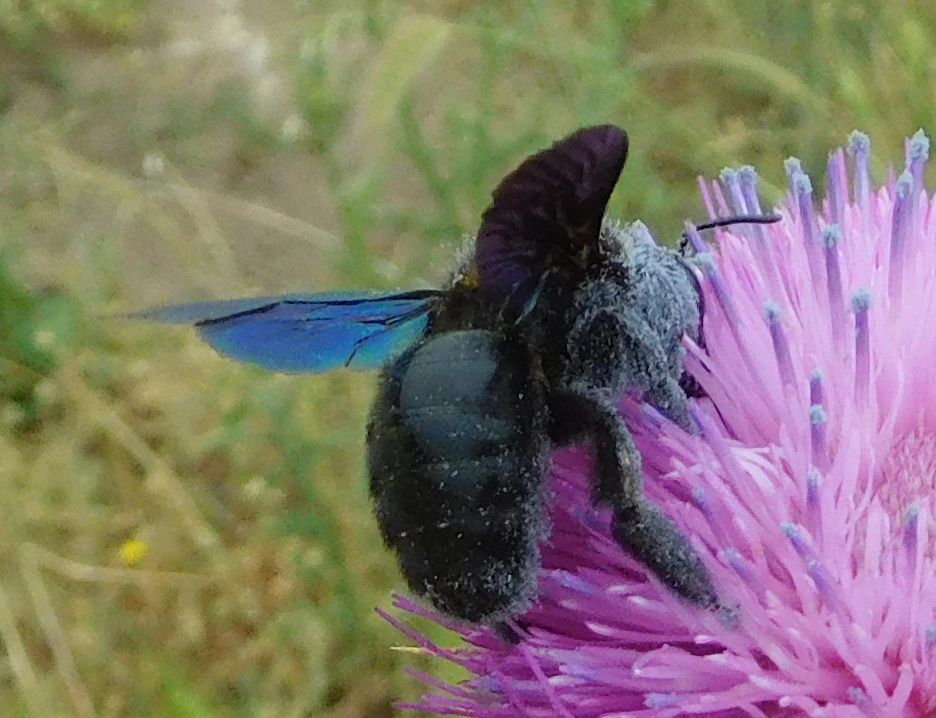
[{"left": 463, "top": 266, "right": 481, "bottom": 290}]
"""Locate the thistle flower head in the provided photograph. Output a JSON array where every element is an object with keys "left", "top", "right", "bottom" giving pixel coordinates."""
[{"left": 389, "top": 131, "right": 936, "bottom": 717}]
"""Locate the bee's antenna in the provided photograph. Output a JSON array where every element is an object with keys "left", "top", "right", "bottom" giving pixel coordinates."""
[
  {"left": 680, "top": 213, "right": 781, "bottom": 252},
  {"left": 693, "top": 213, "right": 782, "bottom": 233}
]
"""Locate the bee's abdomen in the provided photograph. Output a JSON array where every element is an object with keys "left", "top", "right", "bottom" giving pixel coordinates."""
[
  {"left": 399, "top": 331, "right": 521, "bottom": 492},
  {"left": 367, "top": 329, "right": 547, "bottom": 624}
]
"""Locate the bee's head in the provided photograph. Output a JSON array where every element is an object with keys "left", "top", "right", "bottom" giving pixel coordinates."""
[{"left": 610, "top": 220, "right": 704, "bottom": 347}]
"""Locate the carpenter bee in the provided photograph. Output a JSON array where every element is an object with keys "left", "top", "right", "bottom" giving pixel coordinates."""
[{"left": 135, "top": 125, "right": 776, "bottom": 629}]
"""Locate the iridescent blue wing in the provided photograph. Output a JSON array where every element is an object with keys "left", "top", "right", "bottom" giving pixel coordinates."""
[{"left": 133, "top": 289, "right": 440, "bottom": 373}]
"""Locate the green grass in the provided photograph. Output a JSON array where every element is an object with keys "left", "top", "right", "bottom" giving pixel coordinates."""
[{"left": 2, "top": 0, "right": 936, "bottom": 715}]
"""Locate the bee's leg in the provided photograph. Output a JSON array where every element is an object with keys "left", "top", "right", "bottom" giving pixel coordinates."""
[
  {"left": 616, "top": 311, "right": 696, "bottom": 431},
  {"left": 679, "top": 371, "right": 707, "bottom": 399},
  {"left": 493, "top": 618, "right": 529, "bottom": 644},
  {"left": 553, "top": 382, "right": 717, "bottom": 608},
  {"left": 556, "top": 298, "right": 716, "bottom": 606},
  {"left": 566, "top": 301, "right": 694, "bottom": 431}
]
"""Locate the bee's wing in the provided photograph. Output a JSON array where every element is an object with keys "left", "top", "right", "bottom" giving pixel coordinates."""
[
  {"left": 475, "top": 124, "right": 629, "bottom": 302},
  {"left": 130, "top": 289, "right": 440, "bottom": 372}
]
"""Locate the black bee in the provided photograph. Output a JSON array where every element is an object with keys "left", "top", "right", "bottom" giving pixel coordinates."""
[{"left": 136, "top": 125, "right": 771, "bottom": 630}]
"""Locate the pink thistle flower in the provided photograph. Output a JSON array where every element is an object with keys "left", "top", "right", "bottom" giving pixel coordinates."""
[{"left": 384, "top": 131, "right": 936, "bottom": 717}]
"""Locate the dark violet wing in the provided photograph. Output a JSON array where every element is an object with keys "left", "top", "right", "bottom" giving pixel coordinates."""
[
  {"left": 132, "top": 289, "right": 440, "bottom": 372},
  {"left": 474, "top": 124, "right": 629, "bottom": 302}
]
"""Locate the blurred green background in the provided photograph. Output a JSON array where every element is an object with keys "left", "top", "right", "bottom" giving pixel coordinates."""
[{"left": 1, "top": 1, "right": 934, "bottom": 716}]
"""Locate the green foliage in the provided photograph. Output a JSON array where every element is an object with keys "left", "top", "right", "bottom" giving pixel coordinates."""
[
  {"left": 0, "top": 252, "right": 79, "bottom": 429},
  {"left": 161, "top": 669, "right": 221, "bottom": 718},
  {"left": 0, "top": 0, "right": 146, "bottom": 46},
  {"left": 3, "top": 0, "right": 936, "bottom": 716},
  {"left": 290, "top": 1, "right": 936, "bottom": 280}
]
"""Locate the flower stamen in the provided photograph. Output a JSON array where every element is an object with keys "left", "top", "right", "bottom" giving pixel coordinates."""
[
  {"left": 806, "top": 469, "right": 822, "bottom": 542},
  {"left": 889, "top": 171, "right": 914, "bottom": 304},
  {"left": 849, "top": 131, "right": 872, "bottom": 212},
  {"left": 822, "top": 224, "right": 846, "bottom": 346},
  {"left": 764, "top": 301, "right": 796, "bottom": 387},
  {"left": 720, "top": 167, "right": 746, "bottom": 216},
  {"left": 852, "top": 289, "right": 872, "bottom": 407},
  {"left": 809, "top": 369, "right": 824, "bottom": 406},
  {"left": 827, "top": 148, "right": 849, "bottom": 228},
  {"left": 907, "top": 129, "right": 930, "bottom": 196},
  {"left": 810, "top": 404, "right": 829, "bottom": 471},
  {"left": 739, "top": 166, "right": 762, "bottom": 215},
  {"left": 792, "top": 170, "right": 823, "bottom": 291}
]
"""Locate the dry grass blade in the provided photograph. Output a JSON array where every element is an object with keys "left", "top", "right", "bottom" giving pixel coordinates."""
[
  {"left": 19, "top": 544, "right": 97, "bottom": 718},
  {"left": 161, "top": 167, "right": 244, "bottom": 296},
  {"left": 0, "top": 581, "right": 47, "bottom": 716},
  {"left": 56, "top": 363, "right": 223, "bottom": 558},
  {"left": 154, "top": 181, "right": 344, "bottom": 249},
  {"left": 38, "top": 139, "right": 344, "bottom": 248},
  {"left": 26, "top": 543, "right": 210, "bottom": 588}
]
